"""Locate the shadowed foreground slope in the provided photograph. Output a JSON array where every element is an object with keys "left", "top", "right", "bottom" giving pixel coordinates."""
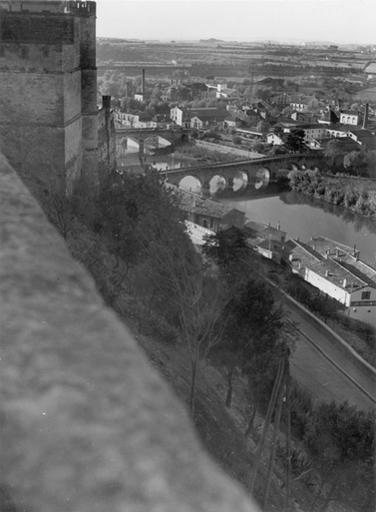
[{"left": 0, "top": 153, "right": 259, "bottom": 512}]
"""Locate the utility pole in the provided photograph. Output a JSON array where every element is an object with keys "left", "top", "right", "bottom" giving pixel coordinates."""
[
  {"left": 284, "top": 361, "right": 292, "bottom": 512},
  {"left": 250, "top": 358, "right": 285, "bottom": 493},
  {"left": 262, "top": 369, "right": 285, "bottom": 510}
]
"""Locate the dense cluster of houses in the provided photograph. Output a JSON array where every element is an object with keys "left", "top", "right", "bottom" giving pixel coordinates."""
[{"left": 116, "top": 102, "right": 375, "bottom": 154}]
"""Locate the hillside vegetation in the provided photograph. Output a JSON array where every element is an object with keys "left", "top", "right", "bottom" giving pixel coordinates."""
[
  {"left": 45, "top": 171, "right": 375, "bottom": 512},
  {"left": 289, "top": 169, "right": 376, "bottom": 217}
]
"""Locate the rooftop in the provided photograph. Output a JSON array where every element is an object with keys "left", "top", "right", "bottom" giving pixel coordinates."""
[
  {"left": 189, "top": 109, "right": 227, "bottom": 122},
  {"left": 177, "top": 189, "right": 236, "bottom": 219},
  {"left": 245, "top": 220, "right": 286, "bottom": 240},
  {"left": 309, "top": 236, "right": 376, "bottom": 286},
  {"left": 364, "top": 62, "right": 376, "bottom": 74},
  {"left": 290, "top": 240, "right": 371, "bottom": 292}
]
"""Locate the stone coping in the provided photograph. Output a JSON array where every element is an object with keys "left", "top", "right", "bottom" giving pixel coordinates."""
[{"left": 0, "top": 153, "right": 259, "bottom": 512}]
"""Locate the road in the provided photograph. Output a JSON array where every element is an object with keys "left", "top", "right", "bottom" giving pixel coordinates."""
[{"left": 276, "top": 290, "right": 376, "bottom": 412}]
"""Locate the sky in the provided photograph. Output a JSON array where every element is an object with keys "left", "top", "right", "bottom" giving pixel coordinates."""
[{"left": 96, "top": 0, "right": 376, "bottom": 45}]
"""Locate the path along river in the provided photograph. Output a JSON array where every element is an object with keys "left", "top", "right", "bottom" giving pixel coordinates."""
[
  {"left": 221, "top": 191, "right": 376, "bottom": 265},
  {"left": 222, "top": 191, "right": 376, "bottom": 409}
]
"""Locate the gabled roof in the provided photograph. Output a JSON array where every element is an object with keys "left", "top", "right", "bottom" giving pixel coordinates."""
[
  {"left": 364, "top": 62, "right": 376, "bottom": 74},
  {"left": 340, "top": 110, "right": 360, "bottom": 117},
  {"left": 189, "top": 109, "right": 227, "bottom": 122},
  {"left": 178, "top": 190, "right": 236, "bottom": 219},
  {"left": 289, "top": 240, "right": 371, "bottom": 292}
]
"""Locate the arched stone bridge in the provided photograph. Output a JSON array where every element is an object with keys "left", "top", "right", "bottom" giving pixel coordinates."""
[
  {"left": 116, "top": 126, "right": 191, "bottom": 143},
  {"left": 163, "top": 152, "right": 325, "bottom": 194}
]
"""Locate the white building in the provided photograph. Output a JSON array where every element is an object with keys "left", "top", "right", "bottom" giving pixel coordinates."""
[
  {"left": 170, "top": 106, "right": 184, "bottom": 125},
  {"left": 184, "top": 220, "right": 215, "bottom": 247},
  {"left": 267, "top": 132, "right": 284, "bottom": 145},
  {"left": 340, "top": 111, "right": 360, "bottom": 126},
  {"left": 280, "top": 123, "right": 328, "bottom": 143},
  {"left": 134, "top": 93, "right": 144, "bottom": 102},
  {"left": 326, "top": 127, "right": 349, "bottom": 138},
  {"left": 114, "top": 111, "right": 157, "bottom": 129},
  {"left": 289, "top": 238, "right": 376, "bottom": 318},
  {"left": 290, "top": 101, "right": 309, "bottom": 113}
]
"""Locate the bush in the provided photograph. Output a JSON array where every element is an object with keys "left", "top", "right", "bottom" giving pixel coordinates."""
[{"left": 288, "top": 382, "right": 313, "bottom": 439}]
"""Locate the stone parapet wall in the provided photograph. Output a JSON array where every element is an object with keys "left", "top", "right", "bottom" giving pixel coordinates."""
[{"left": 0, "top": 152, "right": 259, "bottom": 512}]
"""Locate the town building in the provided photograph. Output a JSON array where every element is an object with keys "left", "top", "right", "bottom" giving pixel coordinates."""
[
  {"left": 134, "top": 93, "right": 145, "bottom": 102},
  {"left": 290, "top": 101, "right": 309, "bottom": 113},
  {"left": 267, "top": 132, "right": 284, "bottom": 145},
  {"left": 288, "top": 237, "right": 376, "bottom": 322},
  {"left": 216, "top": 84, "right": 237, "bottom": 100},
  {"left": 184, "top": 220, "right": 215, "bottom": 247},
  {"left": 245, "top": 221, "right": 286, "bottom": 263},
  {"left": 177, "top": 189, "right": 245, "bottom": 232},
  {"left": 347, "top": 128, "right": 376, "bottom": 150},
  {"left": 279, "top": 122, "right": 328, "bottom": 143},
  {"left": 170, "top": 106, "right": 190, "bottom": 127},
  {"left": 317, "top": 109, "right": 339, "bottom": 125},
  {"left": 189, "top": 108, "right": 227, "bottom": 130},
  {"left": 339, "top": 111, "right": 360, "bottom": 126},
  {"left": 235, "top": 128, "right": 263, "bottom": 140},
  {"left": 363, "top": 61, "right": 376, "bottom": 80},
  {"left": 170, "top": 105, "right": 227, "bottom": 130},
  {"left": 291, "top": 111, "right": 316, "bottom": 123},
  {"left": 223, "top": 117, "right": 238, "bottom": 129},
  {"left": 114, "top": 111, "right": 158, "bottom": 129}
]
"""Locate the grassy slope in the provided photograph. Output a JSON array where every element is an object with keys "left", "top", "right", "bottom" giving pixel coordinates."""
[{"left": 64, "top": 218, "right": 341, "bottom": 512}]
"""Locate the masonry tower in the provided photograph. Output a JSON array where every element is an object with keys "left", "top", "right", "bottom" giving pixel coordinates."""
[{"left": 0, "top": 0, "right": 99, "bottom": 197}]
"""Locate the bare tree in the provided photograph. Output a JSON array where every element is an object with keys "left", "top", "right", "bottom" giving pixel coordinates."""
[{"left": 144, "top": 233, "right": 227, "bottom": 415}]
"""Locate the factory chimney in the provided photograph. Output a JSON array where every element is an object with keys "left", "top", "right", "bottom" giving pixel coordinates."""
[
  {"left": 142, "top": 68, "right": 146, "bottom": 96},
  {"left": 362, "top": 103, "right": 369, "bottom": 129}
]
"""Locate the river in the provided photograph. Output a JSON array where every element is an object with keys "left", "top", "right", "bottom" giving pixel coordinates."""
[{"left": 221, "top": 191, "right": 376, "bottom": 265}]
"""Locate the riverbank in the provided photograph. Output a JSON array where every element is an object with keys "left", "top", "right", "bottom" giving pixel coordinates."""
[{"left": 288, "top": 169, "right": 376, "bottom": 218}]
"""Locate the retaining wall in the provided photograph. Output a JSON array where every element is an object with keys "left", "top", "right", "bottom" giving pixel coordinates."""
[{"left": 0, "top": 152, "right": 259, "bottom": 512}]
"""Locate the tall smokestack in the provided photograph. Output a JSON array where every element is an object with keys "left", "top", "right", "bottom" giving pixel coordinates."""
[
  {"left": 362, "top": 103, "right": 369, "bottom": 129},
  {"left": 142, "top": 68, "right": 145, "bottom": 96}
]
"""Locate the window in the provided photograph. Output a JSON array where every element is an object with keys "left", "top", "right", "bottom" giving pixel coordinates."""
[
  {"left": 21, "top": 46, "right": 29, "bottom": 59},
  {"left": 361, "top": 291, "right": 371, "bottom": 300}
]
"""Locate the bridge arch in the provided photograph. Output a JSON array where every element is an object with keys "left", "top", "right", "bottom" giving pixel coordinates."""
[
  {"left": 209, "top": 174, "right": 227, "bottom": 195},
  {"left": 247, "top": 167, "right": 271, "bottom": 190},
  {"left": 232, "top": 171, "right": 248, "bottom": 192},
  {"left": 179, "top": 175, "right": 202, "bottom": 193}
]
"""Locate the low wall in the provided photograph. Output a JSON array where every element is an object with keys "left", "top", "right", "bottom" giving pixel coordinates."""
[
  {"left": 0, "top": 153, "right": 259, "bottom": 512},
  {"left": 195, "top": 139, "right": 265, "bottom": 159},
  {"left": 266, "top": 277, "right": 376, "bottom": 408}
]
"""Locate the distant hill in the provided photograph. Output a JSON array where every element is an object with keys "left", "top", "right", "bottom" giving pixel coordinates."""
[{"left": 200, "top": 38, "right": 225, "bottom": 43}]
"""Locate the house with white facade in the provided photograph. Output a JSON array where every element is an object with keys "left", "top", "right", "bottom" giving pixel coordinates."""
[
  {"left": 245, "top": 221, "right": 286, "bottom": 263},
  {"left": 267, "top": 132, "right": 284, "bottom": 145},
  {"left": 170, "top": 106, "right": 190, "bottom": 127},
  {"left": 290, "top": 101, "right": 309, "bottom": 113},
  {"left": 288, "top": 237, "right": 376, "bottom": 324},
  {"left": 339, "top": 111, "right": 360, "bottom": 126}
]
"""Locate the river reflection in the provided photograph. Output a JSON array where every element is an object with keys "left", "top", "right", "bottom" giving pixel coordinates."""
[{"left": 222, "top": 191, "right": 376, "bottom": 265}]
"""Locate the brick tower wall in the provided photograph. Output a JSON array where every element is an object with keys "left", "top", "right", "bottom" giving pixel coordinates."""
[
  {"left": 71, "top": 1, "right": 99, "bottom": 189},
  {"left": 0, "top": 8, "right": 84, "bottom": 197}
]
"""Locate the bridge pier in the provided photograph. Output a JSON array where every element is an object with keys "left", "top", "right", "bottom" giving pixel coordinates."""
[
  {"left": 201, "top": 179, "right": 211, "bottom": 198},
  {"left": 138, "top": 138, "right": 145, "bottom": 167},
  {"left": 226, "top": 176, "right": 234, "bottom": 192}
]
